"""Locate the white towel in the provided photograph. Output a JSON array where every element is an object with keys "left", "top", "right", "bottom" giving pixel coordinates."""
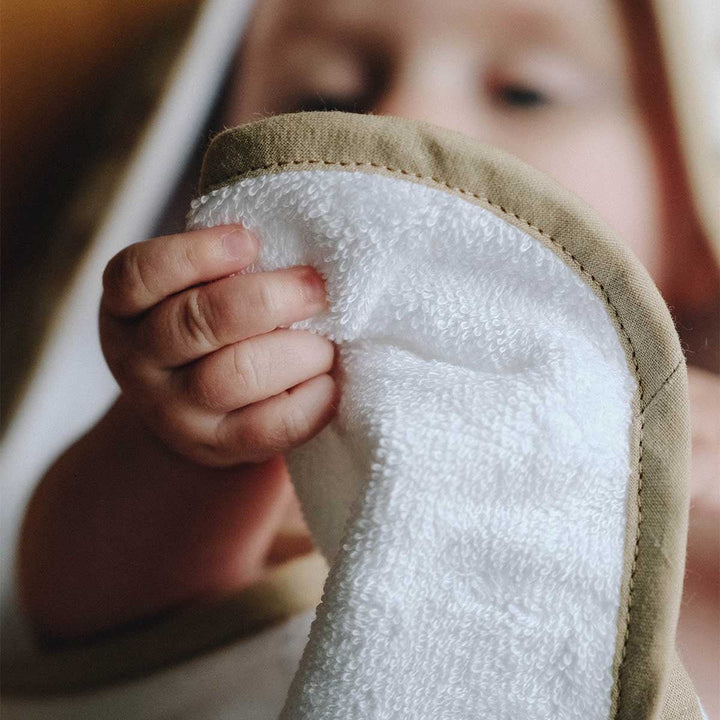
[{"left": 188, "top": 164, "right": 638, "bottom": 720}]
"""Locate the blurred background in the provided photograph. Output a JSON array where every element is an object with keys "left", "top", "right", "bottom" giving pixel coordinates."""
[
  {"left": 1, "top": 0, "right": 204, "bottom": 425},
  {"left": 1, "top": 0, "right": 718, "bottom": 715}
]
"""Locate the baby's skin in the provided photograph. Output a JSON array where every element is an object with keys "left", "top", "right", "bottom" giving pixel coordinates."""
[
  {"left": 99, "top": 227, "right": 334, "bottom": 469},
  {"left": 20, "top": 225, "right": 332, "bottom": 639},
  {"left": 17, "top": 0, "right": 719, "bottom": 710}
]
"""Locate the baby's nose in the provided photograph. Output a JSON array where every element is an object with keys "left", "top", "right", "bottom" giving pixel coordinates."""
[{"left": 372, "top": 44, "right": 481, "bottom": 137}]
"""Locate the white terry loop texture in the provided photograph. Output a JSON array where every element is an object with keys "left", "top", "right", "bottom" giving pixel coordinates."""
[{"left": 188, "top": 169, "right": 636, "bottom": 720}]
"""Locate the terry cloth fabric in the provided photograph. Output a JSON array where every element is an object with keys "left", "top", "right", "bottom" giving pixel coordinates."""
[{"left": 189, "top": 111, "right": 702, "bottom": 720}]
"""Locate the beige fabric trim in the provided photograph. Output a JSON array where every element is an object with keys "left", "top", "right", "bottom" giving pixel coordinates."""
[
  {"left": 660, "top": 651, "right": 705, "bottom": 720},
  {"left": 200, "top": 111, "right": 696, "bottom": 718},
  {"left": 3, "top": 552, "right": 327, "bottom": 696}
]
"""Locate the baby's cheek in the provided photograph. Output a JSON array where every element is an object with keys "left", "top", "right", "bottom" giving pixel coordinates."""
[{"left": 527, "top": 113, "right": 670, "bottom": 297}]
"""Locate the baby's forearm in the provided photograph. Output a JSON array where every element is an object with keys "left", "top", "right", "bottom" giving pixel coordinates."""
[{"left": 17, "top": 396, "right": 296, "bottom": 643}]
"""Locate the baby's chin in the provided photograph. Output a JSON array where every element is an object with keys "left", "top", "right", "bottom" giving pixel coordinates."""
[
  {"left": 264, "top": 477, "right": 314, "bottom": 568},
  {"left": 265, "top": 530, "right": 315, "bottom": 569}
]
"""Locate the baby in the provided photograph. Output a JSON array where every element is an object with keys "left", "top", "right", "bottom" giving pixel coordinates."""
[{"left": 17, "top": 0, "right": 719, "bottom": 710}]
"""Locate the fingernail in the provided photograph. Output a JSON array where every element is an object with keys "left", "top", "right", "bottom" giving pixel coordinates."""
[
  {"left": 298, "top": 266, "right": 327, "bottom": 305},
  {"left": 222, "top": 228, "right": 256, "bottom": 260}
]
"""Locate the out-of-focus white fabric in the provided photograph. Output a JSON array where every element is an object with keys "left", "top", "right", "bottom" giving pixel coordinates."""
[
  {"left": 2, "top": 610, "right": 314, "bottom": 720},
  {"left": 0, "top": 0, "right": 255, "bottom": 668}
]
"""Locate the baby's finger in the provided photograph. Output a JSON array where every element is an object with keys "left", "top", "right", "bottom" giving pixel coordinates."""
[
  {"left": 139, "top": 266, "right": 327, "bottom": 367},
  {"left": 102, "top": 225, "right": 258, "bottom": 318},
  {"left": 180, "top": 329, "right": 335, "bottom": 414},
  {"left": 213, "top": 373, "right": 338, "bottom": 465}
]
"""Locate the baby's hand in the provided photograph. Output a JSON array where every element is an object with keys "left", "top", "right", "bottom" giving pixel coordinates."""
[{"left": 100, "top": 224, "right": 337, "bottom": 467}]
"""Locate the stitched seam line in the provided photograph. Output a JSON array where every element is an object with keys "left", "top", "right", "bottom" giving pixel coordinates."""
[
  {"left": 641, "top": 359, "right": 682, "bottom": 412},
  {"left": 196, "top": 158, "right": 646, "bottom": 715}
]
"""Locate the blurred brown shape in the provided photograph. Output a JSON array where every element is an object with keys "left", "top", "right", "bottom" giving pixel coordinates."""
[
  {"left": 1, "top": 0, "right": 201, "bottom": 427},
  {"left": 1, "top": 0, "right": 198, "bottom": 193}
]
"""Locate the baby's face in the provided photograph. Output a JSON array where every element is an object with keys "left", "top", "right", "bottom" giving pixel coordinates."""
[{"left": 226, "top": 0, "right": 672, "bottom": 297}]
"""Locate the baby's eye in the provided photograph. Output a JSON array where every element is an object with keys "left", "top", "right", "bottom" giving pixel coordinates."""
[{"left": 491, "top": 82, "right": 550, "bottom": 110}]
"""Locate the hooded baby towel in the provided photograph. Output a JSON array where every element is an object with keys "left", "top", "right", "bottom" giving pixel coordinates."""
[{"left": 188, "top": 112, "right": 701, "bottom": 719}]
